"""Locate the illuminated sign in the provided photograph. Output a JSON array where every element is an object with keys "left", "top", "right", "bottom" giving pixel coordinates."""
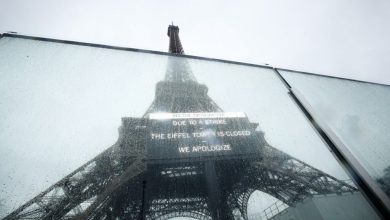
[
  {"left": 147, "top": 112, "right": 259, "bottom": 160},
  {"left": 149, "top": 112, "right": 247, "bottom": 119}
]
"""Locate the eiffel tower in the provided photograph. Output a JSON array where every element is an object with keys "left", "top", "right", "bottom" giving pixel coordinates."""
[{"left": 5, "top": 25, "right": 357, "bottom": 220}]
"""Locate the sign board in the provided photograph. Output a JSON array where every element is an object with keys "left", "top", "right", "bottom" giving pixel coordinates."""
[{"left": 147, "top": 112, "right": 260, "bottom": 160}]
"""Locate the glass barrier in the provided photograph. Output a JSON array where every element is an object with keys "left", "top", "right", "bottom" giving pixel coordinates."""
[
  {"left": 280, "top": 69, "right": 390, "bottom": 205},
  {"left": 0, "top": 36, "right": 381, "bottom": 219}
]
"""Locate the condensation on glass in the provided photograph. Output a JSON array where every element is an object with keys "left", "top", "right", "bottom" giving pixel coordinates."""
[
  {"left": 0, "top": 36, "right": 381, "bottom": 219},
  {"left": 280, "top": 69, "right": 390, "bottom": 203}
]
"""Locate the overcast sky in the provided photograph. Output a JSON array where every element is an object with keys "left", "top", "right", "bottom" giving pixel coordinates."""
[{"left": 0, "top": 0, "right": 389, "bottom": 85}]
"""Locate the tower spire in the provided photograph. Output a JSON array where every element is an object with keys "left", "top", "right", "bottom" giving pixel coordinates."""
[
  {"left": 143, "top": 24, "right": 222, "bottom": 113},
  {"left": 164, "top": 24, "right": 197, "bottom": 82},
  {"left": 167, "top": 24, "right": 184, "bottom": 54}
]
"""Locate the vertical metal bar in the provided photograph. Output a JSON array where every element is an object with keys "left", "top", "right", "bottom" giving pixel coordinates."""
[
  {"left": 205, "top": 160, "right": 221, "bottom": 219},
  {"left": 140, "top": 180, "right": 146, "bottom": 220}
]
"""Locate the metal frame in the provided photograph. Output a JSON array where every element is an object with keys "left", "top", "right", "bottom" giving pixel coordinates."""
[
  {"left": 2, "top": 32, "right": 389, "bottom": 88},
  {"left": 277, "top": 67, "right": 390, "bottom": 87},
  {"left": 1, "top": 33, "right": 272, "bottom": 69}
]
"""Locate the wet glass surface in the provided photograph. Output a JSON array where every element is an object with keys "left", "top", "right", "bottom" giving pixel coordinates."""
[
  {"left": 280, "top": 69, "right": 390, "bottom": 204},
  {"left": 0, "top": 36, "right": 381, "bottom": 219}
]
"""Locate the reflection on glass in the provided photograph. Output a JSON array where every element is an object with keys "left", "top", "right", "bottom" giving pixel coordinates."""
[
  {"left": 0, "top": 33, "right": 381, "bottom": 220},
  {"left": 280, "top": 69, "right": 390, "bottom": 202}
]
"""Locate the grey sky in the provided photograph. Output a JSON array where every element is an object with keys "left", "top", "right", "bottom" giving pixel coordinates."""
[{"left": 0, "top": 0, "right": 389, "bottom": 84}]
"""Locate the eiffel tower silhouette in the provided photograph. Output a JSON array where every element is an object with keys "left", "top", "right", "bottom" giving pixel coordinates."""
[{"left": 5, "top": 25, "right": 356, "bottom": 220}]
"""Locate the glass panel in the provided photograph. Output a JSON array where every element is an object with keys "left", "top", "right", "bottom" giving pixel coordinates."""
[
  {"left": 0, "top": 36, "right": 380, "bottom": 219},
  {"left": 280, "top": 69, "right": 390, "bottom": 202}
]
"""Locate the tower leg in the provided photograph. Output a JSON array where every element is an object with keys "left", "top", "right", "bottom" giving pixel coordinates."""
[{"left": 205, "top": 161, "right": 234, "bottom": 220}]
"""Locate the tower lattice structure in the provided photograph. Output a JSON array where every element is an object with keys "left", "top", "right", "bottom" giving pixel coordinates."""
[{"left": 5, "top": 25, "right": 357, "bottom": 220}]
